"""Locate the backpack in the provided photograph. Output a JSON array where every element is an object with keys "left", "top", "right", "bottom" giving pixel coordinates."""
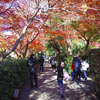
[
  {"left": 73, "top": 59, "right": 81, "bottom": 72},
  {"left": 38, "top": 57, "right": 44, "bottom": 63},
  {"left": 28, "top": 59, "right": 36, "bottom": 74},
  {"left": 51, "top": 59, "right": 56, "bottom": 65}
]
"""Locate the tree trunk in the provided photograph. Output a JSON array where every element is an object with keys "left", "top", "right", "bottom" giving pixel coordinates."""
[
  {"left": 85, "top": 39, "right": 89, "bottom": 54},
  {"left": 23, "top": 44, "right": 28, "bottom": 58},
  {"left": 0, "top": 26, "right": 27, "bottom": 61},
  {"left": 67, "top": 39, "right": 72, "bottom": 55},
  {"left": 0, "top": 8, "right": 40, "bottom": 61}
]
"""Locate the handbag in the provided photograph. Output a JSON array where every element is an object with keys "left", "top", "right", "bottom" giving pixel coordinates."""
[{"left": 71, "top": 63, "right": 75, "bottom": 70}]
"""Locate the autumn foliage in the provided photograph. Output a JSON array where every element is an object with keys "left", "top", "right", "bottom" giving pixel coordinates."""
[{"left": 0, "top": 0, "right": 100, "bottom": 60}]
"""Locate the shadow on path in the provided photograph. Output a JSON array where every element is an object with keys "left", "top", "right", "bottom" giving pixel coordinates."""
[{"left": 17, "top": 61, "right": 98, "bottom": 100}]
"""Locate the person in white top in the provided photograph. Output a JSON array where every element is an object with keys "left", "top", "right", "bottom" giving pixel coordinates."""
[{"left": 81, "top": 56, "right": 89, "bottom": 80}]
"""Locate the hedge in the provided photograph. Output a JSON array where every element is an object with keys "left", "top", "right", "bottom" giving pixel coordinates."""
[
  {"left": 56, "top": 54, "right": 73, "bottom": 73},
  {"left": 0, "top": 59, "right": 28, "bottom": 100},
  {"left": 86, "top": 49, "right": 100, "bottom": 99}
]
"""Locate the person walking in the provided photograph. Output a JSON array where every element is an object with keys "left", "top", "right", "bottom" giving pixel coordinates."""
[
  {"left": 50, "top": 55, "right": 56, "bottom": 73},
  {"left": 50, "top": 55, "right": 53, "bottom": 64},
  {"left": 27, "top": 54, "right": 38, "bottom": 89},
  {"left": 38, "top": 54, "right": 44, "bottom": 73},
  {"left": 48, "top": 55, "right": 51, "bottom": 63},
  {"left": 71, "top": 55, "right": 82, "bottom": 84},
  {"left": 56, "top": 62, "right": 65, "bottom": 98},
  {"left": 81, "top": 56, "right": 89, "bottom": 80}
]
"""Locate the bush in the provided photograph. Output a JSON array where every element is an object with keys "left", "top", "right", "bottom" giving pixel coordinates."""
[
  {"left": 56, "top": 53, "right": 67, "bottom": 65},
  {"left": 64, "top": 55, "right": 73, "bottom": 73},
  {"left": 56, "top": 53, "right": 73, "bottom": 73},
  {"left": 87, "top": 49, "right": 100, "bottom": 99},
  {"left": 71, "top": 39, "right": 86, "bottom": 55},
  {"left": 0, "top": 59, "right": 28, "bottom": 100}
]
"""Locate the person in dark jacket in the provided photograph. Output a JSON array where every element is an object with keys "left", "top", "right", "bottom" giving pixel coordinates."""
[
  {"left": 71, "top": 55, "right": 81, "bottom": 84},
  {"left": 27, "top": 54, "right": 38, "bottom": 89},
  {"left": 38, "top": 55, "right": 44, "bottom": 73},
  {"left": 57, "top": 62, "right": 65, "bottom": 98}
]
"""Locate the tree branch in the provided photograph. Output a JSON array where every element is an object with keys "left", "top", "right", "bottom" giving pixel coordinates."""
[
  {"left": 76, "top": 29, "right": 88, "bottom": 41},
  {"left": 0, "top": 0, "right": 16, "bottom": 15}
]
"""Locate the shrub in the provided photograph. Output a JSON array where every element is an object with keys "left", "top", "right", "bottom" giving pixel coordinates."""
[
  {"left": 64, "top": 55, "right": 73, "bottom": 74},
  {"left": 56, "top": 53, "right": 67, "bottom": 65},
  {"left": 56, "top": 53, "right": 73, "bottom": 74},
  {"left": 0, "top": 59, "right": 28, "bottom": 100},
  {"left": 86, "top": 49, "right": 100, "bottom": 99}
]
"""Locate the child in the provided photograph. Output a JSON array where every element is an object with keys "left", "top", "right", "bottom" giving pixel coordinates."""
[{"left": 57, "top": 62, "right": 65, "bottom": 98}]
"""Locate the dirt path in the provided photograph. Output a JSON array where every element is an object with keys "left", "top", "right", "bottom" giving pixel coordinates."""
[{"left": 17, "top": 61, "right": 98, "bottom": 100}]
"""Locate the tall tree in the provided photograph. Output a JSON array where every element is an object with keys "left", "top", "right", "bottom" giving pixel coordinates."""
[
  {"left": 0, "top": 0, "right": 100, "bottom": 60},
  {"left": 70, "top": 20, "right": 100, "bottom": 54},
  {"left": 0, "top": 0, "right": 50, "bottom": 60}
]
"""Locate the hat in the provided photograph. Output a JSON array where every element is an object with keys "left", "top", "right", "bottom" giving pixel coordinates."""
[{"left": 74, "top": 55, "right": 78, "bottom": 58}]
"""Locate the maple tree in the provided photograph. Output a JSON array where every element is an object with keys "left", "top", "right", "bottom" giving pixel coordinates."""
[
  {"left": 44, "top": 16, "right": 75, "bottom": 55},
  {"left": 0, "top": 0, "right": 100, "bottom": 60},
  {"left": 70, "top": 20, "right": 100, "bottom": 54},
  {"left": 0, "top": 0, "right": 49, "bottom": 60}
]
